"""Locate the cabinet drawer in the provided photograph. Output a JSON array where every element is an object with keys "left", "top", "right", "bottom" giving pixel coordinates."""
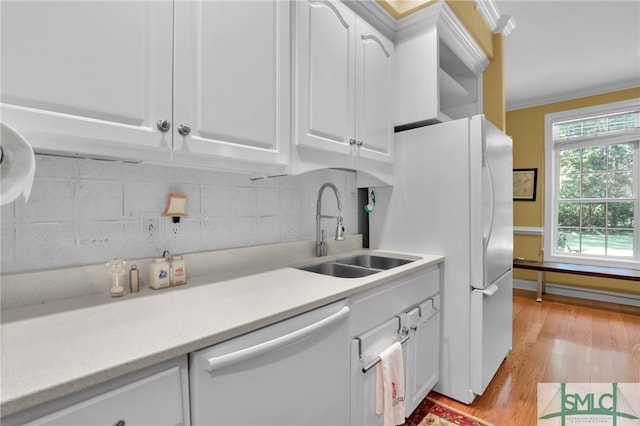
[
  {"left": 3, "top": 357, "right": 190, "bottom": 426},
  {"left": 349, "top": 264, "right": 441, "bottom": 336}
]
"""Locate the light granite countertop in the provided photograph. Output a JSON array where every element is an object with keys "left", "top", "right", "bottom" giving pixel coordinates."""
[{"left": 0, "top": 237, "right": 443, "bottom": 418}]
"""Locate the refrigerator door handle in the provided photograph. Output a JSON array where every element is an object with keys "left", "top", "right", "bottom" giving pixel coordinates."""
[
  {"left": 473, "top": 283, "right": 499, "bottom": 297},
  {"left": 483, "top": 161, "right": 496, "bottom": 247},
  {"left": 474, "top": 269, "right": 512, "bottom": 297}
]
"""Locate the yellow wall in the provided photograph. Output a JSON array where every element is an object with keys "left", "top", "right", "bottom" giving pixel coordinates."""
[
  {"left": 483, "top": 33, "right": 505, "bottom": 131},
  {"left": 444, "top": 0, "right": 493, "bottom": 58},
  {"left": 507, "top": 87, "right": 640, "bottom": 295},
  {"left": 376, "top": 0, "right": 438, "bottom": 19}
]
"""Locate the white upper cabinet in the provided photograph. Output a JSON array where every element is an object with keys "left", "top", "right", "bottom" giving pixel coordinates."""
[
  {"left": 173, "top": 0, "right": 290, "bottom": 173},
  {"left": 355, "top": 17, "right": 394, "bottom": 163},
  {"left": 292, "top": 0, "right": 394, "bottom": 185},
  {"left": 1, "top": 0, "right": 289, "bottom": 174},
  {"left": 294, "top": 0, "right": 355, "bottom": 155},
  {"left": 394, "top": 2, "right": 488, "bottom": 131},
  {"left": 0, "top": 1, "right": 174, "bottom": 162}
]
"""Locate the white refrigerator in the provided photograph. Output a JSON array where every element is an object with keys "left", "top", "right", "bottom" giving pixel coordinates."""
[{"left": 370, "top": 115, "right": 513, "bottom": 404}]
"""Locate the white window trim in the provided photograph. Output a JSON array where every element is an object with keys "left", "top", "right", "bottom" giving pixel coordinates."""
[{"left": 544, "top": 98, "right": 640, "bottom": 268}]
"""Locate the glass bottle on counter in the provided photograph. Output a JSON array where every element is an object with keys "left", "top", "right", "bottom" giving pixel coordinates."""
[{"left": 106, "top": 258, "right": 127, "bottom": 297}]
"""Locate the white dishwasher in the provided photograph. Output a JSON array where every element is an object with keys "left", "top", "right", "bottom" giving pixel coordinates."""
[{"left": 189, "top": 300, "right": 351, "bottom": 426}]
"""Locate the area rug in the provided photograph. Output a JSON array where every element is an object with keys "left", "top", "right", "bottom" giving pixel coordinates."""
[{"left": 404, "top": 397, "right": 494, "bottom": 426}]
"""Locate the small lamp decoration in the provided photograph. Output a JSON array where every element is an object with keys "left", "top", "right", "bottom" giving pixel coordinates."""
[{"left": 162, "top": 193, "right": 187, "bottom": 223}]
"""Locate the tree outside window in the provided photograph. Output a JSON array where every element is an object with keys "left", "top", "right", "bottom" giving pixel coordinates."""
[{"left": 545, "top": 100, "right": 640, "bottom": 267}]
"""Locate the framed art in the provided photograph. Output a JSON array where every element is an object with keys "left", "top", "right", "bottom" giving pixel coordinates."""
[{"left": 513, "top": 168, "right": 537, "bottom": 201}]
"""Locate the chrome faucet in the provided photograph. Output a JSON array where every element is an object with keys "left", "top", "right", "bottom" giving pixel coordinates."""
[{"left": 316, "top": 183, "right": 345, "bottom": 257}]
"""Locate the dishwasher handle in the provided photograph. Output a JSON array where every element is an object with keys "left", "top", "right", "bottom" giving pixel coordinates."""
[{"left": 207, "top": 306, "right": 350, "bottom": 372}]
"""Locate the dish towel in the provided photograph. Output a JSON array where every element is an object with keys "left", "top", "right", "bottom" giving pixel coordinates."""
[{"left": 375, "top": 342, "right": 406, "bottom": 426}]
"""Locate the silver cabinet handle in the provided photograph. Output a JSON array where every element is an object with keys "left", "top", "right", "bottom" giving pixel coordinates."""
[
  {"left": 156, "top": 119, "right": 171, "bottom": 132},
  {"left": 349, "top": 138, "right": 356, "bottom": 146},
  {"left": 356, "top": 140, "right": 364, "bottom": 147},
  {"left": 113, "top": 420, "right": 125, "bottom": 426},
  {"left": 178, "top": 124, "right": 191, "bottom": 136}
]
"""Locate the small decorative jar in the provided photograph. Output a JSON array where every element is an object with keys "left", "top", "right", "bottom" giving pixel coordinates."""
[
  {"left": 149, "top": 257, "right": 171, "bottom": 290},
  {"left": 106, "top": 258, "right": 126, "bottom": 297},
  {"left": 170, "top": 255, "right": 187, "bottom": 286}
]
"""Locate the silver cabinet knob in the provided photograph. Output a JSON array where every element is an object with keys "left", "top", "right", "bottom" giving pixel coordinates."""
[
  {"left": 349, "top": 138, "right": 356, "bottom": 146},
  {"left": 356, "top": 140, "right": 364, "bottom": 147},
  {"left": 178, "top": 124, "right": 191, "bottom": 136},
  {"left": 112, "top": 420, "right": 126, "bottom": 426},
  {"left": 156, "top": 119, "right": 171, "bottom": 132}
]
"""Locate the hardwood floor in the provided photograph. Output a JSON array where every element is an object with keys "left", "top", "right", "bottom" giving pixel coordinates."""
[{"left": 414, "top": 289, "right": 640, "bottom": 425}]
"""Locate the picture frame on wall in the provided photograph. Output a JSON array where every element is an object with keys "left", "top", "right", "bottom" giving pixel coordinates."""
[{"left": 513, "top": 168, "right": 537, "bottom": 201}]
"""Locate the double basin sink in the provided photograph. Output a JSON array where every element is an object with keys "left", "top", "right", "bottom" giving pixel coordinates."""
[{"left": 297, "top": 254, "right": 414, "bottom": 278}]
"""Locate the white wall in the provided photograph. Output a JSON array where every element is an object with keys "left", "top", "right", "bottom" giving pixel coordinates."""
[{"left": 1, "top": 155, "right": 358, "bottom": 273}]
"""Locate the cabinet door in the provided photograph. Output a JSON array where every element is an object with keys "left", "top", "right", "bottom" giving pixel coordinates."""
[
  {"left": 394, "top": 24, "right": 441, "bottom": 129},
  {"left": 405, "top": 297, "right": 440, "bottom": 415},
  {"left": 294, "top": 0, "right": 355, "bottom": 154},
  {"left": 0, "top": 1, "right": 173, "bottom": 161},
  {"left": 173, "top": 0, "right": 289, "bottom": 172},
  {"left": 355, "top": 17, "right": 394, "bottom": 163},
  {"left": 2, "top": 358, "right": 190, "bottom": 426}
]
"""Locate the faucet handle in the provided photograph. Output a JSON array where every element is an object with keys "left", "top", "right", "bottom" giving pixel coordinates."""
[{"left": 335, "top": 217, "right": 345, "bottom": 241}]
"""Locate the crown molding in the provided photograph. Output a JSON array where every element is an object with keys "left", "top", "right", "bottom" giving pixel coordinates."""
[
  {"left": 350, "top": 0, "right": 515, "bottom": 37},
  {"left": 506, "top": 81, "right": 640, "bottom": 112},
  {"left": 346, "top": 0, "right": 490, "bottom": 73},
  {"left": 437, "top": 1, "right": 489, "bottom": 74},
  {"left": 474, "top": 0, "right": 499, "bottom": 29},
  {"left": 495, "top": 14, "right": 516, "bottom": 37}
]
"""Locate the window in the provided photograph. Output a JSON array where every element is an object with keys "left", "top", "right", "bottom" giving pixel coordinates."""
[{"left": 544, "top": 99, "right": 640, "bottom": 267}]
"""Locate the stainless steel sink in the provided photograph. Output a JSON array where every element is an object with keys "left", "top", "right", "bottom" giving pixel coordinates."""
[
  {"left": 335, "top": 254, "right": 413, "bottom": 270},
  {"left": 296, "top": 254, "right": 415, "bottom": 278},
  {"left": 297, "top": 262, "right": 379, "bottom": 278}
]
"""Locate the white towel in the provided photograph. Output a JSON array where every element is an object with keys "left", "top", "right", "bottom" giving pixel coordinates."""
[
  {"left": 0, "top": 122, "right": 36, "bottom": 205},
  {"left": 375, "top": 342, "right": 406, "bottom": 426}
]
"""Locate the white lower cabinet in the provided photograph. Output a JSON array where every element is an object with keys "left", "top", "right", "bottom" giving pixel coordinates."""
[
  {"left": 349, "top": 264, "right": 442, "bottom": 425},
  {"left": 2, "top": 357, "right": 190, "bottom": 426},
  {"left": 404, "top": 296, "right": 441, "bottom": 415}
]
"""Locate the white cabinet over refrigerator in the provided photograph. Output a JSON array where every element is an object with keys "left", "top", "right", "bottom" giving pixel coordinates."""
[{"left": 370, "top": 115, "right": 513, "bottom": 404}]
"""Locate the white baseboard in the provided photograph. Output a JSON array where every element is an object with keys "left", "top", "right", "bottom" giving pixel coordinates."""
[{"left": 513, "top": 279, "right": 640, "bottom": 308}]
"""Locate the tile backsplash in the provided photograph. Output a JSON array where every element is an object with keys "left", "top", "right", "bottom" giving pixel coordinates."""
[{"left": 1, "top": 155, "right": 358, "bottom": 273}]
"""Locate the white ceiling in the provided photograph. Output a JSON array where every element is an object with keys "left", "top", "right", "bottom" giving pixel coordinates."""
[{"left": 494, "top": 0, "right": 640, "bottom": 111}]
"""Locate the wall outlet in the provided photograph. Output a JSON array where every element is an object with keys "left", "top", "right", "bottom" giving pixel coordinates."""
[
  {"left": 167, "top": 219, "right": 183, "bottom": 239},
  {"left": 141, "top": 213, "right": 160, "bottom": 241}
]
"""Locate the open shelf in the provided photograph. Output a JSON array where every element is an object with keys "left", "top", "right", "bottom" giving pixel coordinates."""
[{"left": 438, "top": 40, "right": 479, "bottom": 120}]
